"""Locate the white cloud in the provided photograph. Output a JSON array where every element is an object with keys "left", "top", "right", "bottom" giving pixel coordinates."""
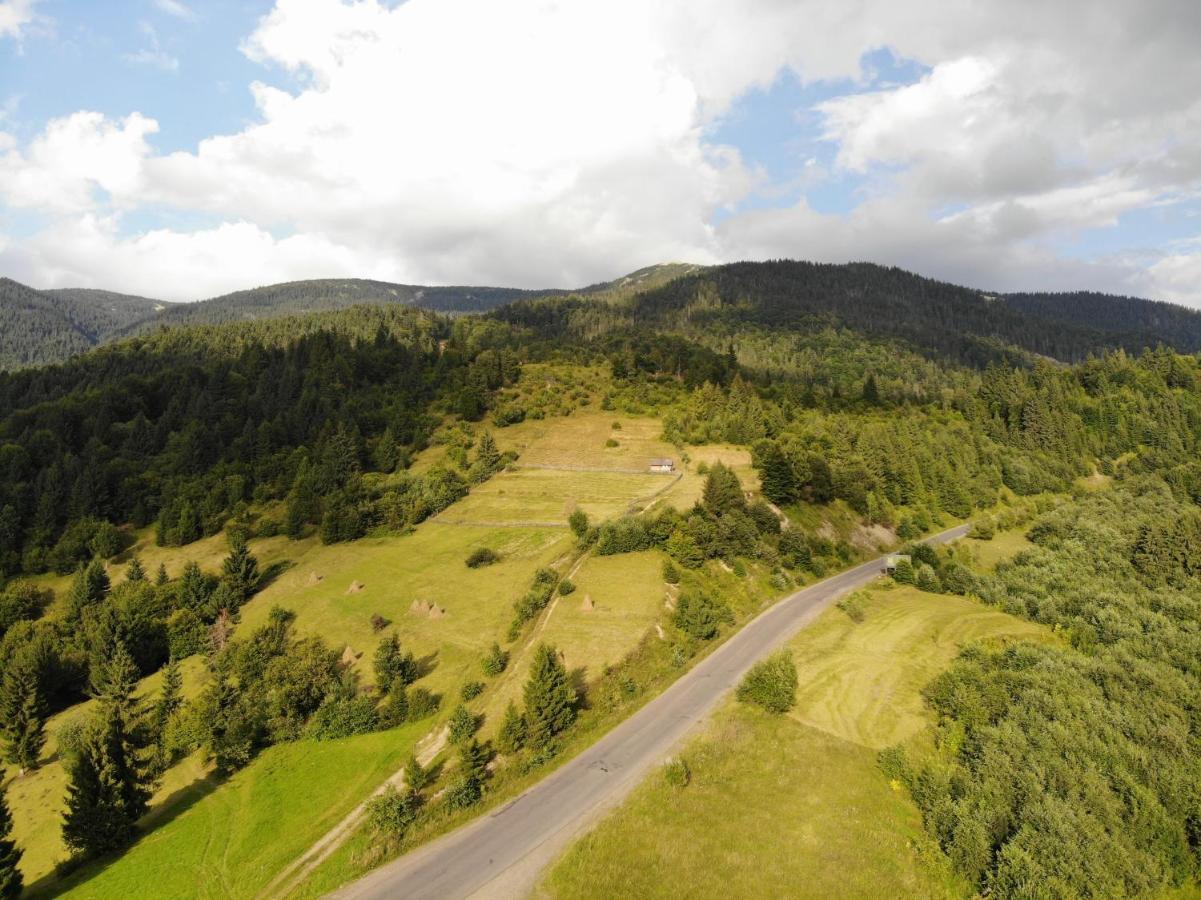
[
  {"left": 153, "top": 0, "right": 196, "bottom": 22},
  {"left": 123, "top": 21, "right": 179, "bottom": 72},
  {"left": 0, "top": 111, "right": 158, "bottom": 212},
  {"left": 0, "top": 0, "right": 38, "bottom": 40},
  {"left": 2, "top": 0, "right": 1201, "bottom": 304}
]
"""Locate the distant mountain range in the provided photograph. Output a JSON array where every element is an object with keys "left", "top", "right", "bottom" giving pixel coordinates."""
[{"left": 1, "top": 260, "right": 1198, "bottom": 370}]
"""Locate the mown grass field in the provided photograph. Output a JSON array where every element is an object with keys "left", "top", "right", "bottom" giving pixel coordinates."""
[
  {"left": 541, "top": 584, "right": 1055, "bottom": 898},
  {"left": 962, "top": 528, "right": 1034, "bottom": 573},
  {"left": 438, "top": 468, "right": 674, "bottom": 525},
  {"left": 238, "top": 522, "right": 570, "bottom": 696},
  {"left": 47, "top": 723, "right": 428, "bottom": 899}
]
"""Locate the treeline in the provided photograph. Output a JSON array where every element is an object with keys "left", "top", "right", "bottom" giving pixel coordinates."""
[
  {"left": 0, "top": 312, "right": 523, "bottom": 578},
  {"left": 887, "top": 481, "right": 1201, "bottom": 896}
]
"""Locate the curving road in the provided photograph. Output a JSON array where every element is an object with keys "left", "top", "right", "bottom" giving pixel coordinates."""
[{"left": 333, "top": 524, "right": 969, "bottom": 900}]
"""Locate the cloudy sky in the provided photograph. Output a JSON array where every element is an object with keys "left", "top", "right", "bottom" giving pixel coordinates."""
[{"left": 1, "top": 0, "right": 1200, "bottom": 304}]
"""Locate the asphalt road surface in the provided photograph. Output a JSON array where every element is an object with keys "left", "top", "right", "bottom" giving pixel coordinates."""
[{"left": 334, "top": 524, "right": 970, "bottom": 900}]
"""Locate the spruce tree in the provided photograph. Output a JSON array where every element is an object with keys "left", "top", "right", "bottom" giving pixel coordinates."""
[
  {"left": 63, "top": 641, "right": 149, "bottom": 856},
  {"left": 221, "top": 537, "right": 260, "bottom": 603},
  {"left": 177, "top": 562, "right": 210, "bottom": 615},
  {"left": 151, "top": 659, "right": 182, "bottom": 773},
  {"left": 155, "top": 563, "right": 169, "bottom": 586},
  {"left": 522, "top": 644, "right": 575, "bottom": 749},
  {"left": 0, "top": 787, "right": 22, "bottom": 899},
  {"left": 701, "top": 463, "right": 745, "bottom": 517},
  {"left": 0, "top": 651, "right": 45, "bottom": 772},
  {"left": 495, "top": 702, "right": 527, "bottom": 755},
  {"left": 124, "top": 556, "right": 146, "bottom": 583},
  {"left": 475, "top": 431, "right": 500, "bottom": 472},
  {"left": 66, "top": 558, "right": 110, "bottom": 621}
]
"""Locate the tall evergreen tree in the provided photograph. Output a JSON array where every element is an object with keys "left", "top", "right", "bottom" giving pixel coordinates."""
[
  {"left": 522, "top": 644, "right": 575, "bottom": 749},
  {"left": 155, "top": 563, "right": 169, "bottom": 586},
  {"left": 221, "top": 537, "right": 260, "bottom": 603},
  {"left": 0, "top": 650, "right": 45, "bottom": 772},
  {"left": 124, "top": 556, "right": 146, "bottom": 583},
  {"left": 475, "top": 431, "right": 500, "bottom": 472},
  {"left": 66, "top": 558, "right": 110, "bottom": 621},
  {"left": 757, "top": 443, "right": 797, "bottom": 505},
  {"left": 63, "top": 641, "right": 149, "bottom": 856},
  {"left": 701, "top": 463, "right": 745, "bottom": 517},
  {"left": 150, "top": 658, "right": 182, "bottom": 773},
  {"left": 0, "top": 787, "right": 22, "bottom": 899}
]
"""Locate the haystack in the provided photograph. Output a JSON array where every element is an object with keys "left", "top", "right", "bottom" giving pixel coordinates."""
[
  {"left": 347, "top": 580, "right": 365, "bottom": 594},
  {"left": 581, "top": 594, "right": 595, "bottom": 612},
  {"left": 340, "top": 645, "right": 359, "bottom": 667},
  {"left": 428, "top": 604, "right": 447, "bottom": 619},
  {"left": 306, "top": 571, "right": 324, "bottom": 587},
  {"left": 411, "top": 599, "right": 431, "bottom": 615}
]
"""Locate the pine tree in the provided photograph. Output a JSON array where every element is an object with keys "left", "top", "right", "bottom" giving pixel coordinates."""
[
  {"left": 124, "top": 556, "right": 146, "bottom": 583},
  {"left": 701, "top": 463, "right": 745, "bottom": 517},
  {"left": 862, "top": 373, "right": 880, "bottom": 405},
  {"left": 63, "top": 641, "right": 149, "bottom": 856},
  {"left": 374, "top": 633, "right": 417, "bottom": 688},
  {"left": 0, "top": 787, "right": 22, "bottom": 899},
  {"left": 155, "top": 563, "right": 169, "bottom": 586},
  {"left": 404, "top": 754, "right": 428, "bottom": 791},
  {"left": 151, "top": 659, "right": 182, "bottom": 773},
  {"left": 177, "top": 561, "right": 210, "bottom": 615},
  {"left": 61, "top": 703, "right": 150, "bottom": 856},
  {"left": 221, "top": 537, "right": 260, "bottom": 603},
  {"left": 758, "top": 443, "right": 797, "bottom": 505},
  {"left": 496, "top": 702, "right": 527, "bottom": 754},
  {"left": 523, "top": 644, "right": 575, "bottom": 749},
  {"left": 475, "top": 431, "right": 500, "bottom": 472},
  {"left": 0, "top": 651, "right": 45, "bottom": 772},
  {"left": 66, "top": 558, "right": 110, "bottom": 621}
]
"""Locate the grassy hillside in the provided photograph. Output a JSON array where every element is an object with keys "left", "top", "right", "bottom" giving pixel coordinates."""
[{"left": 542, "top": 583, "right": 1053, "bottom": 899}]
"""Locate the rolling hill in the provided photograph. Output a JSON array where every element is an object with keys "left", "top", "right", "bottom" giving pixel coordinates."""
[{"left": 5, "top": 259, "right": 1201, "bottom": 371}]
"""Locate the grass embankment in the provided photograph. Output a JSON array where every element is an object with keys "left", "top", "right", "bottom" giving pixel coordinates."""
[
  {"left": 46, "top": 723, "right": 428, "bottom": 899},
  {"left": 542, "top": 584, "right": 1054, "bottom": 899}
]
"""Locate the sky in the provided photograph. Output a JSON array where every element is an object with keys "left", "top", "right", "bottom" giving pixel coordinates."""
[{"left": 1, "top": 0, "right": 1200, "bottom": 305}]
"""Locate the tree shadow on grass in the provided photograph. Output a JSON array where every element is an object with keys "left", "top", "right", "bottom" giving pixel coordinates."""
[
  {"left": 569, "top": 666, "right": 591, "bottom": 711},
  {"left": 23, "top": 768, "right": 226, "bottom": 899},
  {"left": 257, "top": 559, "right": 296, "bottom": 593},
  {"left": 415, "top": 650, "right": 439, "bottom": 680}
]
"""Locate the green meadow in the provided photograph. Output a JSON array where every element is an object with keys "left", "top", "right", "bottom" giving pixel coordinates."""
[{"left": 542, "top": 584, "right": 1055, "bottom": 899}]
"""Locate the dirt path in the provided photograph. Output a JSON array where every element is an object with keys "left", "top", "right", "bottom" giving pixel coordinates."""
[{"left": 257, "top": 726, "right": 449, "bottom": 900}]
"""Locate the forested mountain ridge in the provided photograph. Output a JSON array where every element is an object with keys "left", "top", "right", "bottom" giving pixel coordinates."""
[
  {"left": 0, "top": 280, "right": 169, "bottom": 370},
  {"left": 1002, "top": 289, "right": 1201, "bottom": 353},
  {"left": 615, "top": 261, "right": 1201, "bottom": 365}
]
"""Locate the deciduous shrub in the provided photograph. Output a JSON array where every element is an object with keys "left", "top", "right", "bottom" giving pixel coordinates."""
[
  {"left": 366, "top": 785, "right": 419, "bottom": 835},
  {"left": 736, "top": 651, "right": 797, "bottom": 713},
  {"left": 465, "top": 547, "right": 500, "bottom": 568},
  {"left": 672, "top": 592, "right": 732, "bottom": 640}
]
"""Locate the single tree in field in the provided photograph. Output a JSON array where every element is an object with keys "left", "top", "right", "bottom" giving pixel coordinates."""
[
  {"left": 155, "top": 563, "right": 170, "bottom": 586},
  {"left": 221, "top": 537, "right": 260, "bottom": 603},
  {"left": 374, "top": 633, "right": 417, "bottom": 689},
  {"left": 568, "top": 509, "right": 589, "bottom": 539},
  {"left": 475, "top": 431, "right": 500, "bottom": 472},
  {"left": 0, "top": 787, "right": 22, "bottom": 899},
  {"left": 63, "top": 642, "right": 150, "bottom": 856},
  {"left": 1, "top": 650, "right": 45, "bottom": 772},
  {"left": 124, "top": 556, "right": 146, "bottom": 583},
  {"left": 523, "top": 644, "right": 575, "bottom": 749}
]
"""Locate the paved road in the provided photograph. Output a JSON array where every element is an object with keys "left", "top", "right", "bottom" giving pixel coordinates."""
[{"left": 334, "top": 524, "right": 970, "bottom": 900}]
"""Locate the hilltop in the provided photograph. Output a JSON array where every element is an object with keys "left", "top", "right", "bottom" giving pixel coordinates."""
[{"left": 5, "top": 259, "right": 1201, "bottom": 371}]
